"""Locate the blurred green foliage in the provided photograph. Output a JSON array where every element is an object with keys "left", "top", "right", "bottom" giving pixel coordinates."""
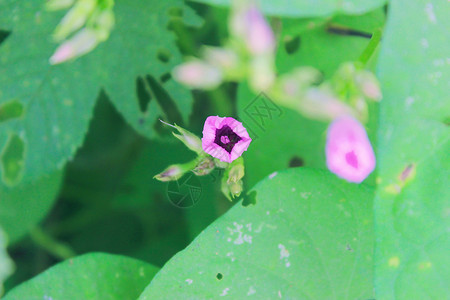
[{"left": 0, "top": 0, "right": 448, "bottom": 299}]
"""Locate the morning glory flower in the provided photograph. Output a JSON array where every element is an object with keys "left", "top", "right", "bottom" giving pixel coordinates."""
[
  {"left": 326, "top": 116, "right": 375, "bottom": 183},
  {"left": 202, "top": 116, "right": 252, "bottom": 163}
]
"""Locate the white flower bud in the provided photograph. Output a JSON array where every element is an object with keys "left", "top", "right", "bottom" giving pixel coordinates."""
[
  {"left": 173, "top": 60, "right": 223, "bottom": 90},
  {"left": 50, "top": 28, "right": 99, "bottom": 64}
]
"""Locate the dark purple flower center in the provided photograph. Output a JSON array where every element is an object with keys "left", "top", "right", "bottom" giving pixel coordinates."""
[
  {"left": 214, "top": 125, "right": 242, "bottom": 154},
  {"left": 345, "top": 151, "right": 359, "bottom": 169}
]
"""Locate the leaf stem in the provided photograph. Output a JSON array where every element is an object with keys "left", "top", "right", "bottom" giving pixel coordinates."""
[
  {"left": 358, "top": 28, "right": 383, "bottom": 66},
  {"left": 30, "top": 227, "right": 76, "bottom": 260}
]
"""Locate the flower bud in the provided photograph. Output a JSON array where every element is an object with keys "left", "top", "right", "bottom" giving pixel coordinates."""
[
  {"left": 50, "top": 28, "right": 99, "bottom": 64},
  {"left": 192, "top": 156, "right": 215, "bottom": 176},
  {"left": 154, "top": 165, "right": 185, "bottom": 182},
  {"left": 203, "top": 47, "right": 240, "bottom": 78},
  {"left": 355, "top": 71, "right": 382, "bottom": 101},
  {"left": 52, "top": 0, "right": 97, "bottom": 41},
  {"left": 221, "top": 157, "right": 245, "bottom": 200},
  {"left": 93, "top": 9, "right": 115, "bottom": 41},
  {"left": 272, "top": 67, "right": 322, "bottom": 105},
  {"left": 299, "top": 88, "right": 355, "bottom": 121},
  {"left": 173, "top": 60, "right": 223, "bottom": 90},
  {"left": 230, "top": 4, "right": 275, "bottom": 55},
  {"left": 160, "top": 120, "right": 203, "bottom": 154},
  {"left": 46, "top": 0, "right": 76, "bottom": 10}
]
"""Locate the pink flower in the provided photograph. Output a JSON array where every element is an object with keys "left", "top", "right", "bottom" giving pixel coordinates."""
[
  {"left": 202, "top": 116, "right": 252, "bottom": 163},
  {"left": 326, "top": 116, "right": 375, "bottom": 183}
]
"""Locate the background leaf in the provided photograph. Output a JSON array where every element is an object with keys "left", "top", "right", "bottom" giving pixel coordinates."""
[
  {"left": 189, "top": 0, "right": 386, "bottom": 17},
  {"left": 0, "top": 171, "right": 63, "bottom": 243},
  {"left": 139, "top": 168, "right": 375, "bottom": 299},
  {"left": 0, "top": 0, "right": 200, "bottom": 187},
  {"left": 374, "top": 0, "right": 450, "bottom": 298},
  {"left": 3, "top": 253, "right": 159, "bottom": 300}
]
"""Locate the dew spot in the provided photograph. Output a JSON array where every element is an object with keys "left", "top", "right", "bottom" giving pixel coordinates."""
[
  {"left": 63, "top": 99, "right": 73, "bottom": 106},
  {"left": 418, "top": 261, "right": 432, "bottom": 270},
  {"left": 278, "top": 244, "right": 291, "bottom": 268},
  {"left": 424, "top": 3, "right": 437, "bottom": 24},
  {"left": 247, "top": 286, "right": 256, "bottom": 295},
  {"left": 220, "top": 287, "right": 230, "bottom": 296},
  {"left": 269, "top": 172, "right": 278, "bottom": 179},
  {"left": 388, "top": 256, "right": 400, "bottom": 268}
]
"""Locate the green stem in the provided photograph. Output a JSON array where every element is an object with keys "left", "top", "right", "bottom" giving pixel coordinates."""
[
  {"left": 358, "top": 28, "right": 383, "bottom": 66},
  {"left": 181, "top": 157, "right": 201, "bottom": 171},
  {"left": 170, "top": 18, "right": 197, "bottom": 56},
  {"left": 30, "top": 227, "right": 76, "bottom": 260}
]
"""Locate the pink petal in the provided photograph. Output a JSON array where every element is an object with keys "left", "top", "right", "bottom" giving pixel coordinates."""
[
  {"left": 230, "top": 138, "right": 252, "bottom": 162},
  {"left": 326, "top": 116, "right": 375, "bottom": 183},
  {"left": 245, "top": 6, "right": 275, "bottom": 55},
  {"left": 201, "top": 116, "right": 252, "bottom": 163}
]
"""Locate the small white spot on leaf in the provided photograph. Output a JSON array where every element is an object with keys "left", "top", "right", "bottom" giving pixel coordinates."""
[
  {"left": 247, "top": 286, "right": 256, "bottom": 296},
  {"left": 424, "top": 3, "right": 437, "bottom": 24},
  {"left": 220, "top": 287, "right": 230, "bottom": 296}
]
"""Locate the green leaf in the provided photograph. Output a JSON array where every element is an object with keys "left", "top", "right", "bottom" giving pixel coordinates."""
[
  {"left": 0, "top": 171, "right": 63, "bottom": 243},
  {"left": 238, "top": 10, "right": 384, "bottom": 187},
  {"left": 189, "top": 0, "right": 386, "bottom": 17},
  {"left": 0, "top": 227, "right": 14, "bottom": 296},
  {"left": 374, "top": 0, "right": 450, "bottom": 298},
  {"left": 3, "top": 253, "right": 159, "bottom": 300},
  {"left": 139, "top": 168, "right": 375, "bottom": 299},
  {"left": 0, "top": 0, "right": 200, "bottom": 186}
]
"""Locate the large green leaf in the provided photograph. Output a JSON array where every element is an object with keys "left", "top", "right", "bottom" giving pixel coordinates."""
[
  {"left": 0, "top": 171, "right": 63, "bottom": 243},
  {"left": 139, "top": 168, "right": 375, "bottom": 299},
  {"left": 3, "top": 253, "right": 159, "bottom": 300},
  {"left": 0, "top": 0, "right": 200, "bottom": 186},
  {"left": 190, "top": 0, "right": 386, "bottom": 17},
  {"left": 238, "top": 10, "right": 384, "bottom": 187},
  {"left": 374, "top": 0, "right": 449, "bottom": 298}
]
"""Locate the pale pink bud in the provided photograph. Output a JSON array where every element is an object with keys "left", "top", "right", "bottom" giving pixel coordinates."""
[
  {"left": 231, "top": 5, "right": 275, "bottom": 55},
  {"left": 49, "top": 28, "right": 98, "bottom": 64},
  {"left": 326, "top": 116, "right": 376, "bottom": 183},
  {"left": 172, "top": 60, "right": 222, "bottom": 90},
  {"left": 203, "top": 47, "right": 239, "bottom": 72},
  {"left": 355, "top": 72, "right": 382, "bottom": 101},
  {"left": 299, "top": 88, "right": 355, "bottom": 121},
  {"left": 154, "top": 165, "right": 184, "bottom": 182}
]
